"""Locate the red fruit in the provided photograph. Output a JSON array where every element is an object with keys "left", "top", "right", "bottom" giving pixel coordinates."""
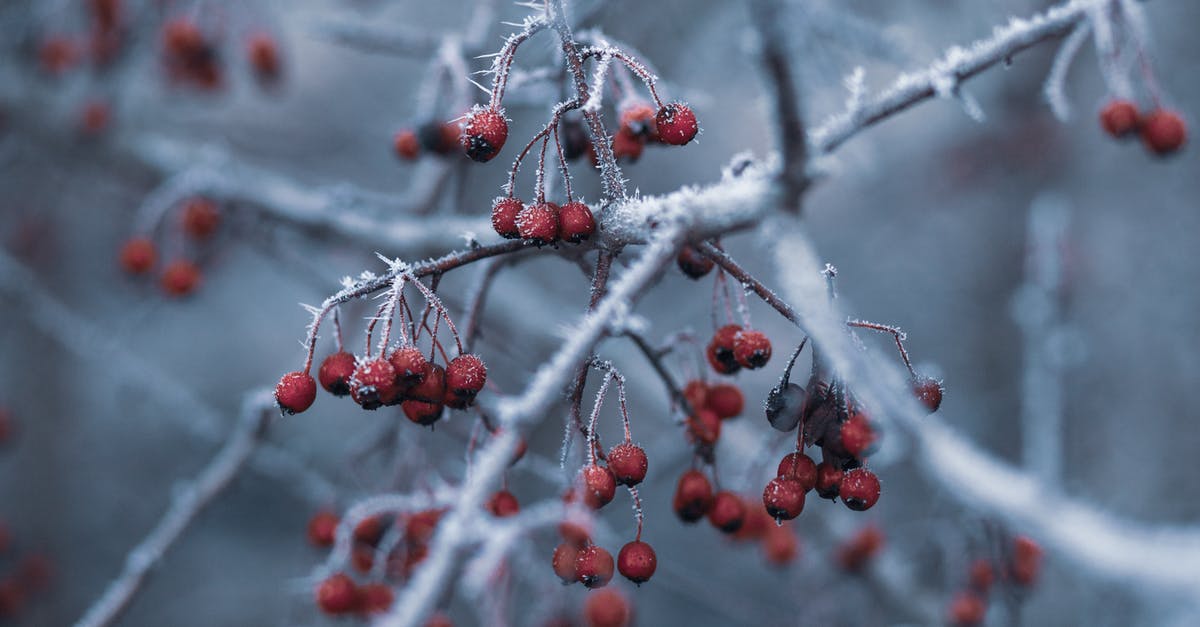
[
  {"left": 81, "top": 100, "right": 110, "bottom": 134},
  {"left": 491, "top": 197, "right": 524, "bottom": 239},
  {"left": 1099, "top": 99, "right": 1139, "bottom": 138},
  {"left": 351, "top": 543, "right": 374, "bottom": 573},
  {"left": 762, "top": 477, "right": 805, "bottom": 521},
  {"left": 160, "top": 259, "right": 200, "bottom": 296},
  {"left": 685, "top": 408, "right": 721, "bottom": 447},
  {"left": 517, "top": 202, "right": 560, "bottom": 245},
  {"left": 1141, "top": 109, "right": 1187, "bottom": 155},
  {"left": 275, "top": 371, "right": 317, "bottom": 415},
  {"left": 672, "top": 469, "right": 713, "bottom": 523},
  {"left": 318, "top": 351, "right": 356, "bottom": 396},
  {"left": 558, "top": 201, "right": 596, "bottom": 243},
  {"left": 558, "top": 518, "right": 591, "bottom": 547},
  {"left": 402, "top": 399, "right": 444, "bottom": 426},
  {"left": 580, "top": 464, "right": 616, "bottom": 509},
  {"left": 836, "top": 525, "right": 884, "bottom": 572},
  {"left": 119, "top": 237, "right": 156, "bottom": 274},
  {"left": 418, "top": 120, "right": 461, "bottom": 155},
  {"left": 707, "top": 491, "right": 747, "bottom": 533},
  {"left": 968, "top": 558, "right": 994, "bottom": 591},
  {"left": 425, "top": 612, "right": 454, "bottom": 627},
  {"left": 814, "top": 462, "right": 843, "bottom": 500},
  {"left": 840, "top": 468, "right": 881, "bottom": 511},
  {"left": 611, "top": 127, "right": 645, "bottom": 163},
  {"left": 39, "top": 37, "right": 77, "bottom": 75},
  {"left": 777, "top": 452, "right": 817, "bottom": 492},
  {"left": 405, "top": 509, "right": 444, "bottom": 546},
  {"left": 676, "top": 244, "right": 714, "bottom": 279},
  {"left": 655, "top": 102, "right": 698, "bottom": 145},
  {"left": 89, "top": 0, "right": 122, "bottom": 30},
  {"left": 350, "top": 359, "right": 399, "bottom": 409},
  {"left": 706, "top": 383, "right": 744, "bottom": 419},
  {"left": 406, "top": 362, "right": 445, "bottom": 403},
  {"left": 575, "top": 545, "right": 614, "bottom": 588},
  {"left": 1010, "top": 535, "right": 1043, "bottom": 586},
  {"left": 733, "top": 497, "right": 772, "bottom": 541},
  {"left": 552, "top": 542, "right": 580, "bottom": 584},
  {"left": 315, "top": 572, "right": 359, "bottom": 614},
  {"left": 682, "top": 379, "right": 708, "bottom": 410},
  {"left": 461, "top": 107, "right": 508, "bottom": 162},
  {"left": 353, "top": 515, "right": 386, "bottom": 545},
  {"left": 247, "top": 33, "right": 280, "bottom": 81},
  {"left": 182, "top": 197, "right": 220, "bottom": 239},
  {"left": 388, "top": 346, "right": 428, "bottom": 389},
  {"left": 732, "top": 329, "right": 771, "bottom": 369},
  {"left": 307, "top": 510, "right": 338, "bottom": 547},
  {"left": 617, "top": 540, "right": 657, "bottom": 584},
  {"left": 620, "top": 102, "right": 658, "bottom": 139},
  {"left": 445, "top": 354, "right": 487, "bottom": 407},
  {"left": 947, "top": 591, "right": 987, "bottom": 626},
  {"left": 705, "top": 324, "right": 742, "bottom": 374},
  {"left": 583, "top": 588, "right": 631, "bottom": 627},
  {"left": 486, "top": 490, "right": 520, "bottom": 517},
  {"left": 839, "top": 412, "right": 878, "bottom": 458},
  {"left": 163, "top": 19, "right": 204, "bottom": 59},
  {"left": 763, "top": 522, "right": 799, "bottom": 566},
  {"left": 606, "top": 442, "right": 648, "bottom": 486},
  {"left": 359, "top": 583, "right": 394, "bottom": 614},
  {"left": 394, "top": 129, "right": 420, "bottom": 160},
  {"left": 913, "top": 376, "right": 943, "bottom": 413}
]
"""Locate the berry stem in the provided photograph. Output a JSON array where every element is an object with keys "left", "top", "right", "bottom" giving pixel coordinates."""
[
  {"left": 332, "top": 308, "right": 345, "bottom": 353},
  {"left": 628, "top": 485, "right": 644, "bottom": 541},
  {"left": 585, "top": 371, "right": 616, "bottom": 466},
  {"left": 846, "top": 320, "right": 917, "bottom": 377},
  {"left": 625, "top": 331, "right": 694, "bottom": 418}
]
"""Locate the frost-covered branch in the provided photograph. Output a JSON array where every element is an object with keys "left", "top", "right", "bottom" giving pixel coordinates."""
[
  {"left": 749, "top": 0, "right": 809, "bottom": 206},
  {"left": 311, "top": 19, "right": 443, "bottom": 57},
  {"left": 74, "top": 392, "right": 274, "bottom": 627}
]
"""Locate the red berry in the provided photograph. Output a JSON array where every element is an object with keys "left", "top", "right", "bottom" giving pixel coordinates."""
[
  {"left": 558, "top": 516, "right": 591, "bottom": 547},
  {"left": 682, "top": 379, "right": 708, "bottom": 410},
  {"left": 655, "top": 102, "right": 698, "bottom": 145},
  {"left": 160, "top": 259, "right": 200, "bottom": 296},
  {"left": 552, "top": 542, "right": 580, "bottom": 584},
  {"left": 617, "top": 540, "right": 657, "bottom": 585},
  {"left": 1099, "top": 99, "right": 1140, "bottom": 138},
  {"left": 777, "top": 452, "right": 817, "bottom": 492},
  {"left": 517, "top": 202, "right": 560, "bottom": 245},
  {"left": 913, "top": 376, "right": 943, "bottom": 413},
  {"left": 733, "top": 497, "right": 772, "bottom": 541},
  {"left": 732, "top": 329, "right": 771, "bottom": 369},
  {"left": 402, "top": 399, "right": 444, "bottom": 426},
  {"left": 80, "top": 99, "right": 110, "bottom": 135},
  {"left": 611, "top": 127, "right": 645, "bottom": 163},
  {"left": 583, "top": 588, "right": 630, "bottom": 627},
  {"left": 619, "top": 102, "right": 658, "bottom": 140},
  {"left": 315, "top": 572, "right": 359, "bottom": 614},
  {"left": 39, "top": 36, "right": 78, "bottom": 76},
  {"left": 350, "top": 358, "right": 399, "bottom": 409},
  {"left": 580, "top": 464, "right": 616, "bottom": 509},
  {"left": 815, "top": 461, "right": 843, "bottom": 500},
  {"left": 181, "top": 197, "right": 220, "bottom": 239},
  {"left": 672, "top": 469, "right": 713, "bottom": 523},
  {"left": 318, "top": 351, "right": 356, "bottom": 396},
  {"left": 425, "top": 612, "right": 454, "bottom": 627},
  {"left": 575, "top": 545, "right": 614, "bottom": 588},
  {"left": 307, "top": 510, "right": 338, "bottom": 547},
  {"left": 418, "top": 120, "right": 461, "bottom": 155},
  {"left": 351, "top": 543, "right": 374, "bottom": 572},
  {"left": 706, "top": 383, "right": 744, "bottom": 419},
  {"left": 445, "top": 354, "right": 487, "bottom": 407},
  {"left": 394, "top": 129, "right": 420, "bottom": 160},
  {"left": 676, "top": 244, "right": 714, "bottom": 279},
  {"left": 405, "top": 509, "right": 444, "bottom": 546},
  {"left": 685, "top": 408, "right": 722, "bottom": 447},
  {"left": 705, "top": 324, "right": 741, "bottom": 374},
  {"left": 359, "top": 582, "right": 394, "bottom": 614},
  {"left": 388, "top": 346, "right": 428, "bottom": 390},
  {"left": 275, "top": 371, "right": 317, "bottom": 414},
  {"left": 406, "top": 362, "right": 446, "bottom": 403},
  {"left": 763, "top": 522, "right": 799, "bottom": 566},
  {"left": 606, "top": 442, "right": 648, "bottom": 486},
  {"left": 247, "top": 33, "right": 280, "bottom": 81},
  {"left": 491, "top": 197, "right": 524, "bottom": 239},
  {"left": 1140, "top": 109, "right": 1187, "bottom": 156},
  {"left": 1010, "top": 535, "right": 1043, "bottom": 586},
  {"left": 707, "top": 491, "right": 746, "bottom": 533},
  {"left": 947, "top": 591, "right": 987, "bottom": 626},
  {"left": 762, "top": 477, "right": 805, "bottom": 521},
  {"left": 461, "top": 107, "right": 508, "bottom": 162},
  {"left": 839, "top": 412, "right": 878, "bottom": 458},
  {"left": 353, "top": 514, "right": 386, "bottom": 545},
  {"left": 839, "top": 467, "right": 881, "bottom": 511},
  {"left": 836, "top": 525, "right": 884, "bottom": 572},
  {"left": 968, "top": 558, "right": 994, "bottom": 591},
  {"left": 486, "top": 490, "right": 520, "bottom": 518},
  {"left": 558, "top": 201, "right": 596, "bottom": 243},
  {"left": 119, "top": 237, "right": 156, "bottom": 275}
]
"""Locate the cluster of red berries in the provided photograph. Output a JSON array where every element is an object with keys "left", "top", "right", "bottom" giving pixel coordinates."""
[
  {"left": 0, "top": 515, "right": 54, "bottom": 621},
  {"left": 118, "top": 197, "right": 221, "bottom": 297},
  {"left": 491, "top": 196, "right": 596, "bottom": 245},
  {"left": 1099, "top": 99, "right": 1187, "bottom": 156},
  {"left": 393, "top": 121, "right": 467, "bottom": 162},
  {"left": 36, "top": 0, "right": 123, "bottom": 77},
  {"left": 608, "top": 101, "right": 699, "bottom": 163},
  {"left": 947, "top": 536, "right": 1043, "bottom": 626},
  {"left": 276, "top": 347, "right": 487, "bottom": 426},
  {"left": 705, "top": 324, "right": 772, "bottom": 374},
  {"left": 161, "top": 18, "right": 282, "bottom": 90}
]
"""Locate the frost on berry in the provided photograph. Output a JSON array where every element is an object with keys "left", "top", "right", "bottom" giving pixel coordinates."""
[
  {"left": 318, "top": 351, "right": 356, "bottom": 396},
  {"left": 350, "top": 358, "right": 399, "bottom": 409},
  {"left": 516, "top": 202, "right": 560, "bottom": 245},
  {"left": 558, "top": 201, "right": 596, "bottom": 244},
  {"left": 617, "top": 540, "right": 657, "bottom": 585},
  {"left": 491, "top": 197, "right": 524, "bottom": 239},
  {"left": 912, "top": 376, "right": 943, "bottom": 413},
  {"left": 461, "top": 106, "right": 509, "bottom": 162},
  {"left": 119, "top": 237, "right": 156, "bottom": 275},
  {"left": 762, "top": 476, "right": 805, "bottom": 521},
  {"left": 1140, "top": 109, "right": 1187, "bottom": 156},
  {"left": 388, "top": 346, "right": 428, "bottom": 390},
  {"left": 606, "top": 442, "right": 648, "bottom": 486},
  {"left": 672, "top": 469, "right": 714, "bottom": 523},
  {"left": 445, "top": 353, "right": 487, "bottom": 408},
  {"left": 1099, "top": 99, "right": 1140, "bottom": 138},
  {"left": 275, "top": 371, "right": 317, "bottom": 415},
  {"left": 580, "top": 464, "right": 617, "bottom": 509},
  {"left": 575, "top": 545, "right": 614, "bottom": 588},
  {"left": 655, "top": 102, "right": 698, "bottom": 145},
  {"left": 839, "top": 467, "right": 881, "bottom": 511}
]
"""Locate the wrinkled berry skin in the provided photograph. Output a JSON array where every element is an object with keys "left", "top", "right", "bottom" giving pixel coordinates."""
[{"left": 461, "top": 107, "right": 508, "bottom": 162}]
